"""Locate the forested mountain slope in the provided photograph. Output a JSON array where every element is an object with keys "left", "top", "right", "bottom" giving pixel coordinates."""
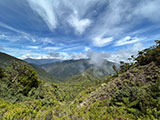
[
  {"left": 0, "top": 40, "right": 159, "bottom": 120},
  {"left": 0, "top": 52, "right": 24, "bottom": 66},
  {"left": 40, "top": 59, "right": 118, "bottom": 80},
  {"left": 24, "top": 58, "right": 62, "bottom": 65},
  {"left": 0, "top": 52, "right": 57, "bottom": 83}
]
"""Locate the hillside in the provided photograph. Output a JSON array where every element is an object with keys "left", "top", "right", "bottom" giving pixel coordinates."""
[
  {"left": 0, "top": 40, "right": 159, "bottom": 120},
  {"left": 0, "top": 52, "right": 58, "bottom": 83},
  {"left": 39, "top": 59, "right": 118, "bottom": 80},
  {"left": 71, "top": 40, "right": 160, "bottom": 119},
  {"left": 31, "top": 64, "right": 59, "bottom": 83},
  {"left": 0, "top": 52, "right": 24, "bottom": 66}
]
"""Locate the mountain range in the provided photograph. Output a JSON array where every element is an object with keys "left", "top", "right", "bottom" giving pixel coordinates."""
[
  {"left": 24, "top": 58, "right": 62, "bottom": 65},
  {"left": 39, "top": 59, "right": 118, "bottom": 80}
]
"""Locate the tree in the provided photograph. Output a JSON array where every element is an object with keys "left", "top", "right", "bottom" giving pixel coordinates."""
[
  {"left": 112, "top": 65, "right": 118, "bottom": 74},
  {"left": 10, "top": 61, "right": 40, "bottom": 96},
  {"left": 155, "top": 40, "right": 160, "bottom": 48},
  {"left": 0, "top": 68, "right": 4, "bottom": 78},
  {"left": 135, "top": 40, "right": 160, "bottom": 65}
]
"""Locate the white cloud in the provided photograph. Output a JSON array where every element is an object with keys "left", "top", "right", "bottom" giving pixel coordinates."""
[
  {"left": 68, "top": 13, "right": 92, "bottom": 34},
  {"left": 19, "top": 42, "right": 146, "bottom": 63},
  {"left": 49, "top": 52, "right": 88, "bottom": 60},
  {"left": 89, "top": 0, "right": 160, "bottom": 46},
  {"left": 135, "top": 0, "right": 160, "bottom": 22},
  {"left": 20, "top": 54, "right": 34, "bottom": 59},
  {"left": 1, "top": 0, "right": 159, "bottom": 59},
  {"left": 85, "top": 42, "right": 145, "bottom": 64},
  {"left": 20, "top": 51, "right": 88, "bottom": 60},
  {"left": 68, "top": 52, "right": 88, "bottom": 60},
  {"left": 44, "top": 47, "right": 61, "bottom": 51},
  {"left": 20, "top": 53, "right": 55, "bottom": 60},
  {"left": 61, "top": 45, "right": 84, "bottom": 52},
  {"left": 42, "top": 37, "right": 55, "bottom": 45},
  {"left": 115, "top": 36, "right": 143, "bottom": 46},
  {"left": 34, "top": 55, "right": 54, "bottom": 59},
  {"left": 27, "top": 0, "right": 58, "bottom": 31},
  {"left": 84, "top": 47, "right": 90, "bottom": 52},
  {"left": 27, "top": 46, "right": 39, "bottom": 49},
  {"left": 0, "top": 22, "right": 37, "bottom": 42},
  {"left": 27, "top": 0, "right": 93, "bottom": 33},
  {"left": 93, "top": 36, "right": 113, "bottom": 47},
  {"left": 87, "top": 50, "right": 109, "bottom": 67},
  {"left": 26, "top": 0, "right": 160, "bottom": 44},
  {"left": 108, "top": 42, "right": 145, "bottom": 63}
]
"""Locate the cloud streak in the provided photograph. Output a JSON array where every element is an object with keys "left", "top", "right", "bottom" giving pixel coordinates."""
[
  {"left": 0, "top": 0, "right": 159, "bottom": 60},
  {"left": 115, "top": 36, "right": 143, "bottom": 46},
  {"left": 0, "top": 22, "right": 37, "bottom": 42},
  {"left": 27, "top": 0, "right": 160, "bottom": 46},
  {"left": 93, "top": 36, "right": 113, "bottom": 47},
  {"left": 27, "top": 0, "right": 58, "bottom": 31}
]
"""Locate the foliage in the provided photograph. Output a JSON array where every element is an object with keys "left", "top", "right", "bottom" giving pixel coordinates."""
[
  {"left": 136, "top": 40, "right": 160, "bottom": 66},
  {"left": 0, "top": 68, "right": 5, "bottom": 78},
  {"left": 0, "top": 40, "right": 160, "bottom": 119}
]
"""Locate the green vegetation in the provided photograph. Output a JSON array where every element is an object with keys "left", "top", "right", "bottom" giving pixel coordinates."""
[
  {"left": 136, "top": 40, "right": 160, "bottom": 66},
  {"left": 39, "top": 59, "right": 92, "bottom": 80},
  {"left": 39, "top": 59, "right": 116, "bottom": 80},
  {"left": 0, "top": 40, "right": 160, "bottom": 119},
  {"left": 31, "top": 64, "right": 59, "bottom": 83}
]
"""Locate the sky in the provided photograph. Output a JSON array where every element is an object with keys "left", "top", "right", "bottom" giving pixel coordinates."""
[{"left": 0, "top": 0, "right": 160, "bottom": 63}]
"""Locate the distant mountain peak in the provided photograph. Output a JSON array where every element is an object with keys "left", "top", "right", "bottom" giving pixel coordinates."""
[{"left": 24, "top": 58, "right": 62, "bottom": 65}]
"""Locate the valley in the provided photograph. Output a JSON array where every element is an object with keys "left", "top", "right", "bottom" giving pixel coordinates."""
[{"left": 0, "top": 40, "right": 159, "bottom": 120}]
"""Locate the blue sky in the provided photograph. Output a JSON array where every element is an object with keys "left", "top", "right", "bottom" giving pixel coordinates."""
[{"left": 0, "top": 0, "right": 160, "bottom": 62}]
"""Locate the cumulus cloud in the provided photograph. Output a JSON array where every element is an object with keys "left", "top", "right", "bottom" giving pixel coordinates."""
[{"left": 68, "top": 13, "right": 92, "bottom": 34}]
